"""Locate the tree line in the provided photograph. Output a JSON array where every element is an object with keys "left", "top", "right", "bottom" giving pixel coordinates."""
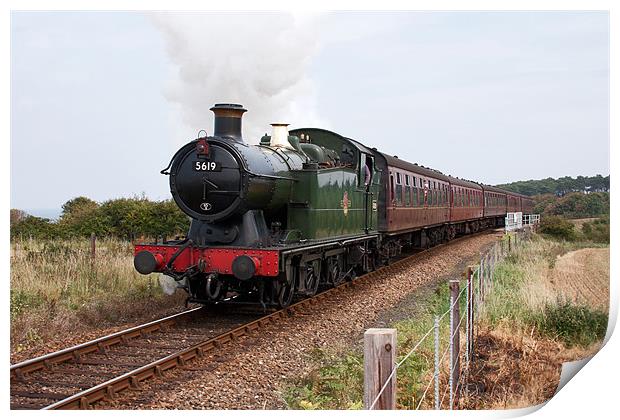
[
  {"left": 496, "top": 174, "right": 609, "bottom": 196},
  {"left": 533, "top": 191, "right": 609, "bottom": 219},
  {"left": 10, "top": 196, "right": 190, "bottom": 241}
]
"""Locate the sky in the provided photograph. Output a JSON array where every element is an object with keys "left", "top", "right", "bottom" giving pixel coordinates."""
[{"left": 10, "top": 11, "right": 610, "bottom": 218}]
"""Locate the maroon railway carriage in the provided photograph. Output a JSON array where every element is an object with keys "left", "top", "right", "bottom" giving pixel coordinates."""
[
  {"left": 374, "top": 153, "right": 451, "bottom": 255},
  {"left": 481, "top": 185, "right": 507, "bottom": 220},
  {"left": 447, "top": 176, "right": 484, "bottom": 237},
  {"left": 519, "top": 194, "right": 535, "bottom": 214},
  {"left": 506, "top": 192, "right": 521, "bottom": 213},
  {"left": 447, "top": 177, "right": 483, "bottom": 221}
]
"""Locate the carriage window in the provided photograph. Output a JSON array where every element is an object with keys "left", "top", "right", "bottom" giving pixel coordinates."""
[
  {"left": 396, "top": 184, "right": 403, "bottom": 205},
  {"left": 396, "top": 172, "right": 402, "bottom": 184},
  {"left": 390, "top": 174, "right": 395, "bottom": 202},
  {"left": 413, "top": 177, "right": 417, "bottom": 188},
  {"left": 405, "top": 186, "right": 411, "bottom": 206},
  {"left": 405, "top": 174, "right": 410, "bottom": 186}
]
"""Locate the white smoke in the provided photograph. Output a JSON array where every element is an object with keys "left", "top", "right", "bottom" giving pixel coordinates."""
[{"left": 151, "top": 11, "right": 326, "bottom": 144}]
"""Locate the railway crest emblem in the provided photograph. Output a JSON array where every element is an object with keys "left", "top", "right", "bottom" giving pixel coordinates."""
[{"left": 341, "top": 191, "right": 351, "bottom": 216}]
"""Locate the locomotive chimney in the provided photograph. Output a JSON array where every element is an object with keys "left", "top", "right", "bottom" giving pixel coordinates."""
[
  {"left": 270, "top": 123, "right": 294, "bottom": 150},
  {"left": 210, "top": 103, "right": 247, "bottom": 142}
]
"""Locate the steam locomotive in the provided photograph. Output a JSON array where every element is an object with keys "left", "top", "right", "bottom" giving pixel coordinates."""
[{"left": 134, "top": 103, "right": 534, "bottom": 308}]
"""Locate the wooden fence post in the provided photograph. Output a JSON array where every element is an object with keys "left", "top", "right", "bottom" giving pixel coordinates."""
[
  {"left": 364, "top": 328, "right": 397, "bottom": 410},
  {"left": 90, "top": 233, "right": 96, "bottom": 262}
]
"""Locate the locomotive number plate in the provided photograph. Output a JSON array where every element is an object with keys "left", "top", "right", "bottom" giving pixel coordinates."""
[{"left": 193, "top": 161, "right": 222, "bottom": 171}]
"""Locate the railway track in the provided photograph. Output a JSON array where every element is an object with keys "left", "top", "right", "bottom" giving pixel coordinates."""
[{"left": 10, "top": 230, "right": 498, "bottom": 410}]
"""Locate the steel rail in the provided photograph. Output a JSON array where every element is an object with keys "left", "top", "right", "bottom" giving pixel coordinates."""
[{"left": 10, "top": 306, "right": 205, "bottom": 380}]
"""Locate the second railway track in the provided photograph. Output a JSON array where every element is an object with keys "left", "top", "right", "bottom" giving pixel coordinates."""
[{"left": 10, "top": 230, "right": 495, "bottom": 410}]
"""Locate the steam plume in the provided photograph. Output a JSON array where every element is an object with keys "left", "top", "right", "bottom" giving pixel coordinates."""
[{"left": 151, "top": 12, "right": 325, "bottom": 143}]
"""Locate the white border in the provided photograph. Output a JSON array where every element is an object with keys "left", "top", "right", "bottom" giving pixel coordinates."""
[{"left": 3, "top": 1, "right": 616, "bottom": 419}]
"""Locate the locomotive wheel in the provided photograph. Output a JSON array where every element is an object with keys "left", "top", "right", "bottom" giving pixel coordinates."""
[{"left": 277, "top": 278, "right": 296, "bottom": 308}]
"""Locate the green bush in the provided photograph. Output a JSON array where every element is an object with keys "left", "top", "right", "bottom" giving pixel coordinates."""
[
  {"left": 10, "top": 290, "right": 44, "bottom": 320},
  {"left": 538, "top": 216, "right": 577, "bottom": 241},
  {"left": 10, "top": 196, "right": 190, "bottom": 241},
  {"left": 530, "top": 301, "right": 608, "bottom": 348},
  {"left": 582, "top": 217, "right": 610, "bottom": 244},
  {"left": 10, "top": 216, "right": 61, "bottom": 240},
  {"left": 283, "top": 351, "right": 364, "bottom": 409}
]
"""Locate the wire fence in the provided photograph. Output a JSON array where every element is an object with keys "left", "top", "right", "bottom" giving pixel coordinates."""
[{"left": 365, "top": 229, "right": 533, "bottom": 410}]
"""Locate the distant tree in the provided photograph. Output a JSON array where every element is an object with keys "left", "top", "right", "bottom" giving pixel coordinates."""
[
  {"left": 12, "top": 195, "right": 188, "bottom": 241},
  {"left": 60, "top": 197, "right": 99, "bottom": 220},
  {"left": 10, "top": 216, "right": 59, "bottom": 240},
  {"left": 145, "top": 200, "right": 190, "bottom": 239},
  {"left": 58, "top": 196, "right": 107, "bottom": 237},
  {"left": 534, "top": 191, "right": 609, "bottom": 218},
  {"left": 10, "top": 209, "right": 28, "bottom": 226},
  {"left": 497, "top": 174, "right": 610, "bottom": 197}
]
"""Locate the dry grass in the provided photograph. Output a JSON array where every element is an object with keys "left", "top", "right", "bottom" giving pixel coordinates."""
[
  {"left": 465, "top": 235, "right": 609, "bottom": 409},
  {"left": 461, "top": 325, "right": 601, "bottom": 410},
  {"left": 10, "top": 238, "right": 184, "bottom": 356},
  {"left": 567, "top": 217, "right": 599, "bottom": 230}
]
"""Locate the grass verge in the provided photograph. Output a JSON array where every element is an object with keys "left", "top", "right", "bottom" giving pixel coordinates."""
[{"left": 10, "top": 238, "right": 184, "bottom": 355}]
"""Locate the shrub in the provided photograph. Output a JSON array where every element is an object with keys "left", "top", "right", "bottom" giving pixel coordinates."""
[
  {"left": 538, "top": 216, "right": 577, "bottom": 241},
  {"left": 531, "top": 301, "right": 608, "bottom": 348},
  {"left": 10, "top": 216, "right": 61, "bottom": 240},
  {"left": 10, "top": 196, "right": 190, "bottom": 241},
  {"left": 581, "top": 216, "right": 610, "bottom": 244}
]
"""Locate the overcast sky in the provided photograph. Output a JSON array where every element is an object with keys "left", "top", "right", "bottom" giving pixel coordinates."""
[{"left": 11, "top": 11, "right": 609, "bottom": 217}]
